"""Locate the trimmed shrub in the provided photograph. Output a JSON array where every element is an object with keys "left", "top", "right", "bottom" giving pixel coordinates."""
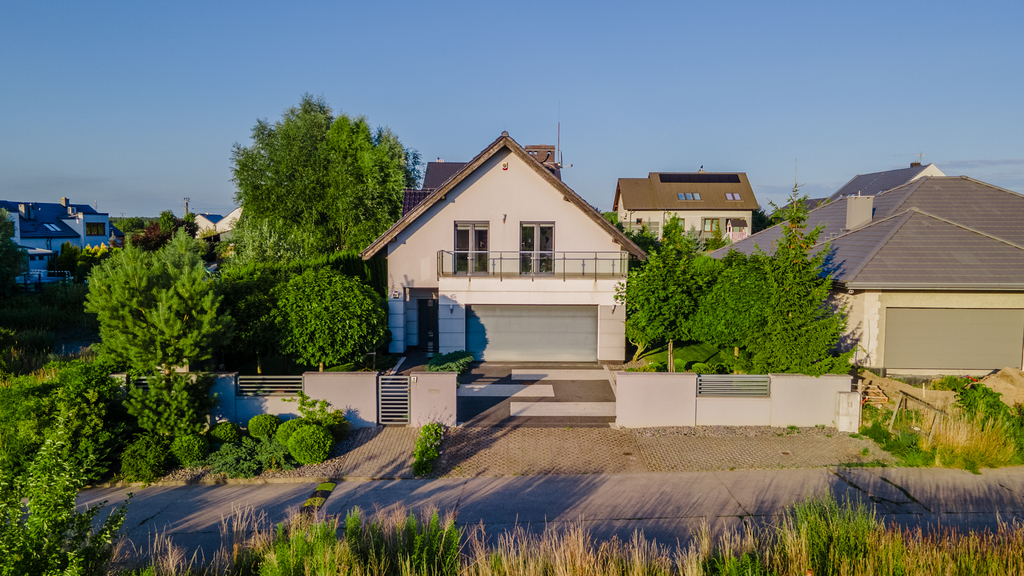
[
  {"left": 690, "top": 362, "right": 729, "bottom": 374},
  {"left": 248, "top": 414, "right": 281, "bottom": 440},
  {"left": 287, "top": 424, "right": 333, "bottom": 465},
  {"left": 210, "top": 421, "right": 242, "bottom": 444},
  {"left": 170, "top": 434, "right": 208, "bottom": 467},
  {"left": 120, "top": 434, "right": 170, "bottom": 483},
  {"left": 206, "top": 437, "right": 261, "bottom": 478},
  {"left": 413, "top": 422, "right": 445, "bottom": 477},
  {"left": 275, "top": 418, "right": 313, "bottom": 446}
]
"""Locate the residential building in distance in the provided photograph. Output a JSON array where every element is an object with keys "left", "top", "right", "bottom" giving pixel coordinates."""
[
  {"left": 714, "top": 175, "right": 1024, "bottom": 377},
  {"left": 826, "top": 161, "right": 945, "bottom": 202},
  {"left": 194, "top": 213, "right": 224, "bottom": 234},
  {"left": 363, "top": 132, "right": 646, "bottom": 362},
  {"left": 613, "top": 171, "right": 759, "bottom": 241}
]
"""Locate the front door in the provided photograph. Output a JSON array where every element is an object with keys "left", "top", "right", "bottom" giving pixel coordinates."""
[{"left": 418, "top": 299, "right": 439, "bottom": 355}]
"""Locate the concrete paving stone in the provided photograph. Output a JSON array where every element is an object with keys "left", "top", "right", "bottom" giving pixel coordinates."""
[
  {"left": 854, "top": 467, "right": 1024, "bottom": 514},
  {"left": 711, "top": 469, "right": 845, "bottom": 516},
  {"left": 436, "top": 427, "right": 646, "bottom": 477},
  {"left": 340, "top": 426, "right": 417, "bottom": 479},
  {"left": 324, "top": 478, "right": 467, "bottom": 519}
]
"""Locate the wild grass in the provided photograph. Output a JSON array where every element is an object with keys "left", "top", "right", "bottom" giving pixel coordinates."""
[
  {"left": 925, "top": 411, "right": 1017, "bottom": 473},
  {"left": 110, "top": 496, "right": 1024, "bottom": 576}
]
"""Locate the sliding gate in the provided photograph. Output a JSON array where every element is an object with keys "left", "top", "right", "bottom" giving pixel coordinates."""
[{"left": 378, "top": 375, "right": 411, "bottom": 425}]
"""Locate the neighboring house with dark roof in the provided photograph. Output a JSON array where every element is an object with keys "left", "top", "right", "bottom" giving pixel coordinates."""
[
  {"left": 612, "top": 172, "right": 759, "bottom": 241},
  {"left": 363, "top": 132, "right": 646, "bottom": 363},
  {"left": 712, "top": 176, "right": 1024, "bottom": 377},
  {"left": 1, "top": 197, "right": 122, "bottom": 254},
  {"left": 826, "top": 162, "right": 944, "bottom": 202}
]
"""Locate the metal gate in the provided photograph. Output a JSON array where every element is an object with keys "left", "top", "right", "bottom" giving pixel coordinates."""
[{"left": 378, "top": 375, "right": 411, "bottom": 425}]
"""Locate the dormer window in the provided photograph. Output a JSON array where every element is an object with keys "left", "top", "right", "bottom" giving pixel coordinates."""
[{"left": 677, "top": 193, "right": 701, "bottom": 200}]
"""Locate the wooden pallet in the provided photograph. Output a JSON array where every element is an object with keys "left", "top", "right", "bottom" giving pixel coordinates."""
[{"left": 858, "top": 382, "right": 889, "bottom": 407}]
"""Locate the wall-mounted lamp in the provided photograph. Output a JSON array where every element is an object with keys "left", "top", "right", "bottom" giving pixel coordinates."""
[
  {"left": 449, "top": 304, "right": 454, "bottom": 313},
  {"left": 391, "top": 290, "right": 400, "bottom": 299},
  {"left": 502, "top": 161, "right": 508, "bottom": 171},
  {"left": 503, "top": 214, "right": 507, "bottom": 223}
]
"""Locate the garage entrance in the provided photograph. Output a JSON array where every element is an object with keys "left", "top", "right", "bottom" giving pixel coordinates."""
[
  {"left": 885, "top": 308, "right": 1024, "bottom": 370},
  {"left": 466, "top": 305, "right": 598, "bottom": 362}
]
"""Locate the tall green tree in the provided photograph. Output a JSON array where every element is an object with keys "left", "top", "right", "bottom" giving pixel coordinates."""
[
  {"left": 616, "top": 247, "right": 695, "bottom": 369},
  {"left": 277, "top": 268, "right": 387, "bottom": 371},
  {"left": 231, "top": 94, "right": 420, "bottom": 262},
  {"left": 0, "top": 209, "right": 27, "bottom": 296},
  {"left": 85, "top": 230, "right": 231, "bottom": 372}
]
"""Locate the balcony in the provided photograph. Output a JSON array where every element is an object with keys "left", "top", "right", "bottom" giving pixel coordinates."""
[{"left": 437, "top": 251, "right": 630, "bottom": 279}]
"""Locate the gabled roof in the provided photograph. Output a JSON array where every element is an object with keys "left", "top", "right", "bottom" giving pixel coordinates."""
[
  {"left": 361, "top": 132, "right": 647, "bottom": 260},
  {"left": 402, "top": 189, "right": 431, "bottom": 216},
  {"left": 614, "top": 172, "right": 759, "bottom": 211},
  {"left": 714, "top": 176, "right": 1024, "bottom": 259},
  {"left": 422, "top": 161, "right": 468, "bottom": 190},
  {"left": 823, "top": 208, "right": 1024, "bottom": 290},
  {"left": 826, "top": 163, "right": 943, "bottom": 202},
  {"left": 196, "top": 213, "right": 224, "bottom": 224}
]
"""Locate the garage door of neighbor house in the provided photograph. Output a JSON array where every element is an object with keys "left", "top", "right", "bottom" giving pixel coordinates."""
[
  {"left": 885, "top": 308, "right": 1024, "bottom": 370},
  {"left": 466, "top": 305, "right": 598, "bottom": 362}
]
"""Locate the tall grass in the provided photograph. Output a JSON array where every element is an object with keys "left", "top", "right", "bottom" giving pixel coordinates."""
[
  {"left": 925, "top": 411, "right": 1016, "bottom": 473},
  {"left": 111, "top": 497, "right": 1024, "bottom": 576}
]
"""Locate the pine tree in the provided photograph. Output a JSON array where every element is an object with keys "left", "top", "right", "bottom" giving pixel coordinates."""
[{"left": 85, "top": 230, "right": 231, "bottom": 373}]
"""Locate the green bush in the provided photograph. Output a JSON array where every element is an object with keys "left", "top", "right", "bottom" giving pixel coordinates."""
[
  {"left": 690, "top": 362, "right": 729, "bottom": 374},
  {"left": 125, "top": 372, "right": 215, "bottom": 437},
  {"left": 248, "top": 413, "right": 282, "bottom": 440},
  {"left": 286, "top": 424, "right": 333, "bottom": 465},
  {"left": 170, "top": 434, "right": 208, "bottom": 467},
  {"left": 206, "top": 437, "right": 261, "bottom": 478},
  {"left": 284, "top": 391, "right": 349, "bottom": 442},
  {"left": 426, "top": 350, "right": 475, "bottom": 375},
  {"left": 413, "top": 422, "right": 445, "bottom": 476},
  {"left": 120, "top": 434, "right": 170, "bottom": 483},
  {"left": 255, "top": 438, "right": 296, "bottom": 472},
  {"left": 11, "top": 328, "right": 57, "bottom": 353},
  {"left": 275, "top": 418, "right": 313, "bottom": 446},
  {"left": 211, "top": 421, "right": 242, "bottom": 444}
]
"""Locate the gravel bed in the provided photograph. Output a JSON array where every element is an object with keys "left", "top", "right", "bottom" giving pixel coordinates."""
[{"left": 631, "top": 425, "right": 846, "bottom": 438}]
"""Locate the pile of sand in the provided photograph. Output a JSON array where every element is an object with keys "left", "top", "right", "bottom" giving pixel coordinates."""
[{"left": 979, "top": 367, "right": 1024, "bottom": 408}]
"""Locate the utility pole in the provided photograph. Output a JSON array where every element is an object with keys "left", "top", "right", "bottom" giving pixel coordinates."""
[{"left": 183, "top": 197, "right": 190, "bottom": 215}]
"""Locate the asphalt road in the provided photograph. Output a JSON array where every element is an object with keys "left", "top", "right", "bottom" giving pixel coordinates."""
[{"left": 79, "top": 466, "right": 1024, "bottom": 561}]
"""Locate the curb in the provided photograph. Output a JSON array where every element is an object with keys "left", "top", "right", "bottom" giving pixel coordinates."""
[{"left": 83, "top": 476, "right": 332, "bottom": 489}]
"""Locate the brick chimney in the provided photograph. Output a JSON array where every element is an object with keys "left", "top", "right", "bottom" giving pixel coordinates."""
[
  {"left": 60, "top": 197, "right": 70, "bottom": 207},
  {"left": 845, "top": 195, "right": 873, "bottom": 231}
]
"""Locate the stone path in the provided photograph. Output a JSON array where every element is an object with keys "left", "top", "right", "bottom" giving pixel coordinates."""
[
  {"left": 435, "top": 425, "right": 891, "bottom": 477},
  {"left": 338, "top": 427, "right": 417, "bottom": 479}
]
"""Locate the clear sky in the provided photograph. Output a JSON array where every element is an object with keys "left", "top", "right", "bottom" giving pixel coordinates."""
[{"left": 2, "top": 1, "right": 1022, "bottom": 217}]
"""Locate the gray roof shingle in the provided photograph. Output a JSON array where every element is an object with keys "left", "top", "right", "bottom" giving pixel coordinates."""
[{"left": 827, "top": 164, "right": 936, "bottom": 201}]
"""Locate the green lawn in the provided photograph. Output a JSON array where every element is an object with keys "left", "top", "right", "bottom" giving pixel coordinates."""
[{"left": 637, "top": 341, "right": 729, "bottom": 371}]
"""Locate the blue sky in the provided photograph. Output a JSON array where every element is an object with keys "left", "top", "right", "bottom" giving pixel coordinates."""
[{"left": 2, "top": 1, "right": 1022, "bottom": 217}]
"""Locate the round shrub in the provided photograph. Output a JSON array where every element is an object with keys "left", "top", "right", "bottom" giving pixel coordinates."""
[
  {"left": 170, "top": 434, "right": 209, "bottom": 467},
  {"left": 210, "top": 421, "right": 242, "bottom": 444},
  {"left": 248, "top": 414, "right": 282, "bottom": 440},
  {"left": 286, "top": 424, "right": 333, "bottom": 465},
  {"left": 275, "top": 418, "right": 313, "bottom": 446},
  {"left": 120, "top": 434, "right": 170, "bottom": 483}
]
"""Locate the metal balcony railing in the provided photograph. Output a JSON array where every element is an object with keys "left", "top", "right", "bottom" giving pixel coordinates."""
[{"left": 437, "top": 251, "right": 630, "bottom": 279}]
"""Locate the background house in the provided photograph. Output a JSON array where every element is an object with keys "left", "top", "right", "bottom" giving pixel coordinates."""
[
  {"left": 1, "top": 197, "right": 122, "bottom": 260},
  {"left": 613, "top": 172, "right": 759, "bottom": 241},
  {"left": 363, "top": 132, "right": 645, "bottom": 363},
  {"left": 716, "top": 176, "right": 1024, "bottom": 377}
]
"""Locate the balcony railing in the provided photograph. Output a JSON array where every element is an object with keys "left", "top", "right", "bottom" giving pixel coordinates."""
[{"left": 438, "top": 251, "right": 630, "bottom": 279}]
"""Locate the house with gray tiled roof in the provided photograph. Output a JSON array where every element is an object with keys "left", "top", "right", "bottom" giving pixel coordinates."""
[
  {"left": 711, "top": 176, "right": 1024, "bottom": 377},
  {"left": 826, "top": 162, "right": 945, "bottom": 202}
]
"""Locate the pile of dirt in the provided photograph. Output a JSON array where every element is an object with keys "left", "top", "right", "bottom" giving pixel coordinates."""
[
  {"left": 858, "top": 370, "right": 957, "bottom": 410},
  {"left": 980, "top": 367, "right": 1024, "bottom": 408}
]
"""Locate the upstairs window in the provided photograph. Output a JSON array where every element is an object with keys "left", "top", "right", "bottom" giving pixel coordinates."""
[
  {"left": 677, "top": 193, "right": 701, "bottom": 200},
  {"left": 86, "top": 222, "right": 105, "bottom": 236},
  {"left": 455, "top": 222, "right": 489, "bottom": 273},
  {"left": 725, "top": 193, "right": 742, "bottom": 201}
]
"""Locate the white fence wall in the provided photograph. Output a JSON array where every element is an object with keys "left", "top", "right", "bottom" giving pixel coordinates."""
[
  {"left": 615, "top": 372, "right": 856, "bottom": 429},
  {"left": 409, "top": 372, "right": 458, "bottom": 427}
]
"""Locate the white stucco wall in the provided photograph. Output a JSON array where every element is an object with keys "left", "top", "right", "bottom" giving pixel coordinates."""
[
  {"left": 616, "top": 208, "right": 753, "bottom": 239},
  {"left": 385, "top": 147, "right": 630, "bottom": 360}
]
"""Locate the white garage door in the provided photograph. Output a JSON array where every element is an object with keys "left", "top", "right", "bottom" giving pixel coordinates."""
[
  {"left": 885, "top": 308, "right": 1024, "bottom": 370},
  {"left": 466, "top": 305, "right": 598, "bottom": 362}
]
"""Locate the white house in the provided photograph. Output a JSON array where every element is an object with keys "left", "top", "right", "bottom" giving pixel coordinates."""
[
  {"left": 1, "top": 197, "right": 122, "bottom": 254},
  {"left": 361, "top": 132, "right": 646, "bottom": 363}
]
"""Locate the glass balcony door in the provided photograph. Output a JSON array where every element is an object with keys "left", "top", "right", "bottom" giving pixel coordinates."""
[
  {"left": 520, "top": 223, "right": 554, "bottom": 275},
  {"left": 455, "top": 222, "right": 489, "bottom": 274}
]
